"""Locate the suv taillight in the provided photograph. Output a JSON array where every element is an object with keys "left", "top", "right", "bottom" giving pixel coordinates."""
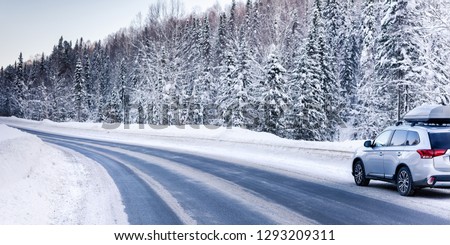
[{"left": 417, "top": 149, "right": 447, "bottom": 159}]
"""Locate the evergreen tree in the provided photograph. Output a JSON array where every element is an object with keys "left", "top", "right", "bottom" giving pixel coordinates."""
[
  {"left": 217, "top": 40, "right": 258, "bottom": 128},
  {"left": 118, "top": 58, "right": 130, "bottom": 124},
  {"left": 191, "top": 68, "right": 213, "bottom": 125},
  {"left": 237, "top": 36, "right": 261, "bottom": 129},
  {"left": 296, "top": 0, "right": 329, "bottom": 141},
  {"left": 158, "top": 46, "right": 175, "bottom": 125},
  {"left": 2, "top": 65, "right": 17, "bottom": 117},
  {"left": 192, "top": 16, "right": 215, "bottom": 125},
  {"left": 228, "top": 0, "right": 237, "bottom": 39},
  {"left": 98, "top": 51, "right": 111, "bottom": 122},
  {"left": 287, "top": 43, "right": 305, "bottom": 140},
  {"left": 74, "top": 58, "right": 87, "bottom": 122},
  {"left": 323, "top": 0, "right": 347, "bottom": 75},
  {"left": 12, "top": 53, "right": 26, "bottom": 118},
  {"left": 83, "top": 51, "right": 95, "bottom": 117},
  {"left": 245, "top": 0, "right": 253, "bottom": 30},
  {"left": 249, "top": 0, "right": 261, "bottom": 59},
  {"left": 374, "top": 0, "right": 428, "bottom": 125},
  {"left": 214, "top": 13, "right": 228, "bottom": 67},
  {"left": 37, "top": 54, "right": 49, "bottom": 120},
  {"left": 25, "top": 55, "right": 48, "bottom": 121},
  {"left": 320, "top": 1, "right": 341, "bottom": 141},
  {"left": 180, "top": 18, "right": 201, "bottom": 125},
  {"left": 103, "top": 89, "right": 122, "bottom": 123},
  {"left": 0, "top": 67, "right": 6, "bottom": 116},
  {"left": 261, "top": 53, "right": 289, "bottom": 135},
  {"left": 353, "top": 0, "right": 382, "bottom": 139},
  {"left": 338, "top": 4, "right": 361, "bottom": 124},
  {"left": 137, "top": 100, "right": 146, "bottom": 124},
  {"left": 90, "top": 42, "right": 104, "bottom": 121},
  {"left": 419, "top": 0, "right": 450, "bottom": 105},
  {"left": 200, "top": 16, "right": 211, "bottom": 63},
  {"left": 217, "top": 51, "right": 239, "bottom": 127}
]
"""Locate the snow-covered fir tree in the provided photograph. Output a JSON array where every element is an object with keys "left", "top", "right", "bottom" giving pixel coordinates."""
[
  {"left": 353, "top": 0, "right": 382, "bottom": 139},
  {"left": 74, "top": 58, "right": 87, "bottom": 122},
  {"left": 26, "top": 54, "right": 48, "bottom": 121},
  {"left": 296, "top": 0, "right": 331, "bottom": 141},
  {"left": 103, "top": 89, "right": 122, "bottom": 123},
  {"left": 83, "top": 51, "right": 95, "bottom": 118},
  {"left": 261, "top": 53, "right": 289, "bottom": 135},
  {"left": 228, "top": 0, "right": 237, "bottom": 39},
  {"left": 419, "top": 0, "right": 450, "bottom": 105},
  {"left": 12, "top": 53, "right": 26, "bottom": 118},
  {"left": 214, "top": 13, "right": 228, "bottom": 68},
  {"left": 137, "top": 100, "right": 145, "bottom": 125},
  {"left": 98, "top": 52, "right": 112, "bottom": 122},
  {"left": 217, "top": 51, "right": 241, "bottom": 127},
  {"left": 0, "top": 67, "right": 5, "bottom": 116},
  {"left": 191, "top": 17, "right": 215, "bottom": 125},
  {"left": 323, "top": 0, "right": 347, "bottom": 81},
  {"left": 338, "top": 3, "right": 361, "bottom": 125},
  {"left": 374, "top": 0, "right": 429, "bottom": 125},
  {"left": 118, "top": 58, "right": 130, "bottom": 124}
]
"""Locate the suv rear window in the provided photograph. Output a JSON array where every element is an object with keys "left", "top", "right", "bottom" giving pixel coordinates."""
[
  {"left": 429, "top": 133, "right": 450, "bottom": 149},
  {"left": 390, "top": 130, "right": 407, "bottom": 146}
]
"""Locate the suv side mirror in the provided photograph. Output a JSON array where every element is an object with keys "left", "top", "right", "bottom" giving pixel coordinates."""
[{"left": 364, "top": 140, "right": 373, "bottom": 148}]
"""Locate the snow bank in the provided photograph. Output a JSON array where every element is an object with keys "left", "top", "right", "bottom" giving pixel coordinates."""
[
  {"left": 0, "top": 117, "right": 364, "bottom": 155},
  {"left": 0, "top": 124, "right": 127, "bottom": 224},
  {"left": 0, "top": 124, "right": 44, "bottom": 187}
]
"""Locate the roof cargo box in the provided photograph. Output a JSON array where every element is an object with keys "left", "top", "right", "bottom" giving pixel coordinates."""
[{"left": 403, "top": 105, "right": 450, "bottom": 123}]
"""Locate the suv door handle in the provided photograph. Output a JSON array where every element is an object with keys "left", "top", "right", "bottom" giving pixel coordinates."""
[{"left": 397, "top": 152, "right": 402, "bottom": 157}]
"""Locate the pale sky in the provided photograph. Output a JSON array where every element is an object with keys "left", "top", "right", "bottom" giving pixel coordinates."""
[{"left": 0, "top": 0, "right": 233, "bottom": 68}]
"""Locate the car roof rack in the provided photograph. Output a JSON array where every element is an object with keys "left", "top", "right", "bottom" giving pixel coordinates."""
[
  {"left": 407, "top": 121, "right": 450, "bottom": 127},
  {"left": 403, "top": 105, "right": 450, "bottom": 124}
]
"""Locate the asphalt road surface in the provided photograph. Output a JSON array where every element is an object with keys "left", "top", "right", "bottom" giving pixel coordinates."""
[{"left": 18, "top": 128, "right": 450, "bottom": 225}]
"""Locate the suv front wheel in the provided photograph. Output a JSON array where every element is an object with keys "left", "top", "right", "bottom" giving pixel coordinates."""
[
  {"left": 353, "top": 160, "right": 370, "bottom": 186},
  {"left": 396, "top": 166, "right": 415, "bottom": 196}
]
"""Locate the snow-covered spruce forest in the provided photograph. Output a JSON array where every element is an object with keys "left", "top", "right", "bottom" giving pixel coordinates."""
[{"left": 1, "top": 0, "right": 450, "bottom": 141}]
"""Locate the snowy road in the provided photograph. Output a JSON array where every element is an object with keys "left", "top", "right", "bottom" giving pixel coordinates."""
[{"left": 14, "top": 127, "right": 450, "bottom": 225}]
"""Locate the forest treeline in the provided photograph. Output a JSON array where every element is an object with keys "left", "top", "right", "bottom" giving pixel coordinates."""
[{"left": 1, "top": 0, "right": 449, "bottom": 141}]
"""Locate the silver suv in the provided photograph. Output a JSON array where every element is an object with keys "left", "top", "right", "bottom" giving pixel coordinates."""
[{"left": 352, "top": 105, "right": 450, "bottom": 196}]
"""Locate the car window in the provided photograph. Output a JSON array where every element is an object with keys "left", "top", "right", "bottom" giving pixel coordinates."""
[
  {"left": 429, "top": 132, "right": 450, "bottom": 149},
  {"left": 390, "top": 130, "right": 407, "bottom": 146},
  {"left": 405, "top": 131, "right": 420, "bottom": 146},
  {"left": 374, "top": 130, "right": 392, "bottom": 147}
]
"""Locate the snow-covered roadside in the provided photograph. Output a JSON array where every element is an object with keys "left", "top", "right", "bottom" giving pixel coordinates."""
[
  {"left": 0, "top": 116, "right": 363, "bottom": 153},
  {"left": 0, "top": 124, "right": 127, "bottom": 224}
]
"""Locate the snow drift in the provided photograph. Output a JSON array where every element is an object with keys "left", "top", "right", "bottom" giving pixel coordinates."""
[
  {"left": 0, "top": 116, "right": 363, "bottom": 154},
  {"left": 0, "top": 124, "right": 127, "bottom": 224},
  {"left": 0, "top": 124, "right": 44, "bottom": 186}
]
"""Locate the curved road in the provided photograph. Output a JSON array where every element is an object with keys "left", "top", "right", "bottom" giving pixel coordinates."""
[{"left": 19, "top": 128, "right": 450, "bottom": 225}]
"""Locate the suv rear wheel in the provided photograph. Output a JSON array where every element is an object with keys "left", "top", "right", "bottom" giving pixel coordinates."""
[
  {"left": 354, "top": 160, "right": 370, "bottom": 186},
  {"left": 396, "top": 166, "right": 415, "bottom": 196}
]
